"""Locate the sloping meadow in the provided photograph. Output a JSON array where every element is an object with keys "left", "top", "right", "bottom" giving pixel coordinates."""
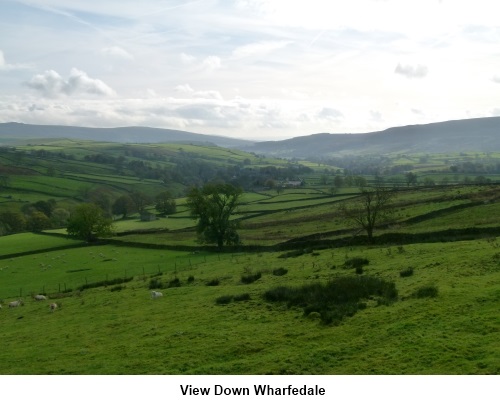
[{"left": 0, "top": 236, "right": 498, "bottom": 374}]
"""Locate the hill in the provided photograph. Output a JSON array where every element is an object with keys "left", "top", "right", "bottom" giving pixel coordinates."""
[
  {"left": 242, "top": 117, "right": 500, "bottom": 158},
  {"left": 0, "top": 122, "right": 253, "bottom": 149}
]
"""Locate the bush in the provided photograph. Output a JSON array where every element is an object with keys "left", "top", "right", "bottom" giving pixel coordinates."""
[
  {"left": 355, "top": 267, "right": 363, "bottom": 275},
  {"left": 215, "top": 295, "right": 233, "bottom": 305},
  {"left": 400, "top": 267, "right": 414, "bottom": 277},
  {"left": 167, "top": 278, "right": 181, "bottom": 288},
  {"left": 241, "top": 272, "right": 262, "bottom": 284},
  {"left": 206, "top": 278, "right": 220, "bottom": 286},
  {"left": 272, "top": 267, "right": 288, "bottom": 276},
  {"left": 149, "top": 278, "right": 164, "bottom": 289},
  {"left": 278, "top": 249, "right": 307, "bottom": 258},
  {"left": 414, "top": 285, "right": 438, "bottom": 298},
  {"left": 77, "top": 276, "right": 134, "bottom": 291},
  {"left": 233, "top": 293, "right": 251, "bottom": 302},
  {"left": 187, "top": 275, "right": 195, "bottom": 283},
  {"left": 263, "top": 275, "right": 398, "bottom": 325},
  {"left": 343, "top": 257, "right": 369, "bottom": 269}
]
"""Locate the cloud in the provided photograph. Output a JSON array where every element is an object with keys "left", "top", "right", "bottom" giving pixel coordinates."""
[
  {"left": 0, "top": 49, "right": 30, "bottom": 71},
  {"left": 200, "top": 56, "right": 221, "bottom": 72},
  {"left": 180, "top": 53, "right": 196, "bottom": 64},
  {"left": 492, "top": 75, "right": 500, "bottom": 84},
  {"left": 370, "top": 110, "right": 383, "bottom": 122},
  {"left": 101, "top": 46, "right": 134, "bottom": 60},
  {"left": 317, "top": 107, "right": 343, "bottom": 120},
  {"left": 25, "top": 68, "right": 116, "bottom": 98},
  {"left": 232, "top": 41, "right": 292, "bottom": 59},
  {"left": 394, "top": 63, "right": 428, "bottom": 79},
  {"left": 174, "top": 84, "right": 223, "bottom": 100}
]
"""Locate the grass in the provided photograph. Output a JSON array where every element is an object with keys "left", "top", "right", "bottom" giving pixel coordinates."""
[
  {"left": 0, "top": 235, "right": 498, "bottom": 374},
  {"left": 1, "top": 142, "right": 500, "bottom": 375}
]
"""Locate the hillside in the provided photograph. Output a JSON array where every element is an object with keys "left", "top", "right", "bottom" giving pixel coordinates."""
[
  {"left": 242, "top": 117, "right": 500, "bottom": 158},
  {"left": 0, "top": 122, "right": 253, "bottom": 149}
]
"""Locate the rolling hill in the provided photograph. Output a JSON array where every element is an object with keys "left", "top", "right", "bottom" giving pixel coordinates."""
[
  {"left": 0, "top": 122, "right": 253, "bottom": 149},
  {"left": 242, "top": 117, "right": 500, "bottom": 158}
]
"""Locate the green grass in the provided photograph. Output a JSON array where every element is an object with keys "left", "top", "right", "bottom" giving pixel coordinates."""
[
  {"left": 0, "top": 238, "right": 498, "bottom": 374},
  {"left": 0, "top": 233, "right": 83, "bottom": 257}
]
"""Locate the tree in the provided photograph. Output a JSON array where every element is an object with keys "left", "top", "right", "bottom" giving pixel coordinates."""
[
  {"left": 67, "top": 203, "right": 114, "bottom": 242},
  {"left": 405, "top": 172, "right": 418, "bottom": 187},
  {"left": 186, "top": 183, "right": 242, "bottom": 249},
  {"left": 27, "top": 211, "right": 51, "bottom": 231},
  {"left": 112, "top": 195, "right": 135, "bottom": 219},
  {"left": 130, "top": 190, "right": 152, "bottom": 214},
  {"left": 339, "top": 186, "right": 394, "bottom": 244},
  {"left": 155, "top": 191, "right": 176, "bottom": 216}
]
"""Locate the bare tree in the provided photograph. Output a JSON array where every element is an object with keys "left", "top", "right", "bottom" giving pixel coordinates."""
[{"left": 339, "top": 186, "right": 394, "bottom": 243}]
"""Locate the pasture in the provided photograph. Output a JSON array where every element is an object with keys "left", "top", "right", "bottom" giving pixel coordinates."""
[
  {"left": 0, "top": 237, "right": 498, "bottom": 374},
  {"left": 1, "top": 139, "right": 500, "bottom": 375}
]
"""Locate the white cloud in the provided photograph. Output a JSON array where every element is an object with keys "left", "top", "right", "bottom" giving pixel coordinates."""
[
  {"left": 317, "top": 107, "right": 344, "bottom": 121},
  {"left": 25, "top": 68, "right": 116, "bottom": 98},
  {"left": 174, "top": 84, "right": 223, "bottom": 100},
  {"left": 101, "top": 46, "right": 134, "bottom": 60},
  {"left": 0, "top": 49, "right": 30, "bottom": 71},
  {"left": 394, "top": 63, "right": 429, "bottom": 79},
  {"left": 232, "top": 41, "right": 292, "bottom": 59},
  {"left": 180, "top": 53, "right": 196, "bottom": 64},
  {"left": 200, "top": 56, "right": 221, "bottom": 72},
  {"left": 492, "top": 75, "right": 500, "bottom": 84}
]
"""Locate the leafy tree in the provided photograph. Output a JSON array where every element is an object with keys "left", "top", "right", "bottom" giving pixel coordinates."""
[
  {"left": 339, "top": 186, "right": 394, "bottom": 244},
  {"left": 0, "top": 212, "right": 26, "bottom": 234},
  {"left": 155, "top": 191, "right": 177, "bottom": 215},
  {"left": 186, "top": 183, "right": 242, "bottom": 249},
  {"left": 405, "top": 172, "right": 418, "bottom": 187},
  {"left": 67, "top": 203, "right": 114, "bottom": 242},
  {"left": 130, "top": 190, "right": 152, "bottom": 213},
  {"left": 112, "top": 195, "right": 135, "bottom": 219},
  {"left": 51, "top": 207, "right": 71, "bottom": 227},
  {"left": 27, "top": 211, "right": 51, "bottom": 231}
]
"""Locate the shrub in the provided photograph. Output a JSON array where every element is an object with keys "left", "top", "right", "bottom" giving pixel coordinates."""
[
  {"left": 414, "top": 285, "right": 438, "bottom": 298},
  {"left": 263, "top": 275, "right": 398, "bottom": 325},
  {"left": 233, "top": 293, "right": 251, "bottom": 302},
  {"left": 215, "top": 295, "right": 233, "bottom": 305},
  {"left": 343, "top": 257, "right": 369, "bottom": 269},
  {"left": 241, "top": 272, "right": 262, "bottom": 284},
  {"left": 167, "top": 278, "right": 181, "bottom": 288},
  {"left": 272, "top": 267, "right": 288, "bottom": 276},
  {"left": 400, "top": 267, "right": 414, "bottom": 277},
  {"left": 77, "top": 276, "right": 134, "bottom": 291},
  {"left": 278, "top": 249, "right": 306, "bottom": 258},
  {"left": 149, "top": 278, "right": 164, "bottom": 289},
  {"left": 206, "top": 278, "right": 220, "bottom": 286},
  {"left": 187, "top": 275, "right": 195, "bottom": 283},
  {"left": 355, "top": 267, "right": 363, "bottom": 275}
]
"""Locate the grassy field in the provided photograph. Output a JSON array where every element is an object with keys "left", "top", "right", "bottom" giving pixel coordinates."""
[
  {"left": 1, "top": 140, "right": 499, "bottom": 375},
  {"left": 0, "top": 237, "right": 498, "bottom": 374}
]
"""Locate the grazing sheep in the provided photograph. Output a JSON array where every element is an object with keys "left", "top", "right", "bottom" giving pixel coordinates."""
[
  {"left": 34, "top": 294, "right": 47, "bottom": 301},
  {"left": 49, "top": 302, "right": 58, "bottom": 312},
  {"left": 9, "top": 300, "right": 24, "bottom": 308},
  {"left": 150, "top": 291, "right": 163, "bottom": 299}
]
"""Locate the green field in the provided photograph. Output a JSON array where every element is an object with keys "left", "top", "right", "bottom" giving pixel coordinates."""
[{"left": 0, "top": 139, "right": 499, "bottom": 375}]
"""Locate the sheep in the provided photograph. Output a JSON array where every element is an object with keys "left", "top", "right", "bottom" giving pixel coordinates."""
[
  {"left": 34, "top": 294, "right": 47, "bottom": 301},
  {"left": 150, "top": 291, "right": 163, "bottom": 299},
  {"left": 49, "top": 302, "right": 58, "bottom": 312},
  {"left": 8, "top": 300, "right": 24, "bottom": 308}
]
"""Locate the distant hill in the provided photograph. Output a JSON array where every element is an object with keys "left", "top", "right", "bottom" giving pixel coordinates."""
[
  {"left": 242, "top": 117, "right": 500, "bottom": 158},
  {"left": 0, "top": 122, "right": 253, "bottom": 149}
]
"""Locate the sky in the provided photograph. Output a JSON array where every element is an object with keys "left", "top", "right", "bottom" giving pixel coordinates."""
[{"left": 1, "top": 0, "right": 500, "bottom": 141}]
